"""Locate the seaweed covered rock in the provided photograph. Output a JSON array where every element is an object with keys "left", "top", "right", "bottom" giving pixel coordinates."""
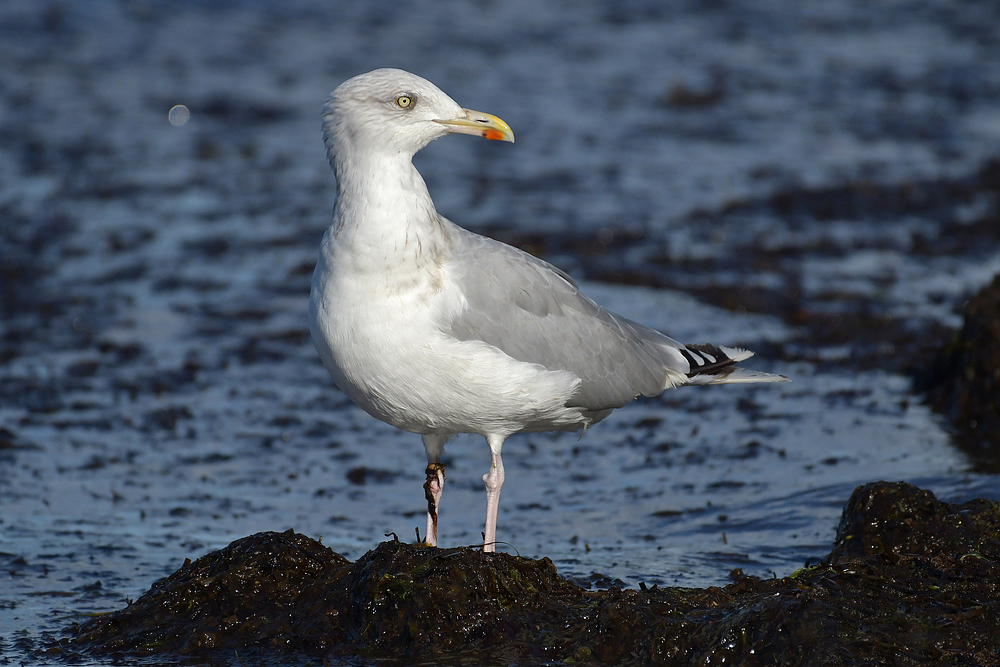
[
  {"left": 70, "top": 530, "right": 352, "bottom": 653},
  {"left": 333, "top": 535, "right": 585, "bottom": 661},
  {"left": 922, "top": 273, "right": 1000, "bottom": 462},
  {"left": 67, "top": 482, "right": 1000, "bottom": 666},
  {"left": 829, "top": 480, "right": 1000, "bottom": 564},
  {"left": 677, "top": 482, "right": 1000, "bottom": 665},
  {"left": 71, "top": 531, "right": 595, "bottom": 663}
]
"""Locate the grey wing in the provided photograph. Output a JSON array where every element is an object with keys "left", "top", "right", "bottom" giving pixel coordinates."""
[{"left": 445, "top": 228, "right": 692, "bottom": 410}]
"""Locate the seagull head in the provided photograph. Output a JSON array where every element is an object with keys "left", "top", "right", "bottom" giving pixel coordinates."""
[{"left": 323, "top": 68, "right": 514, "bottom": 165}]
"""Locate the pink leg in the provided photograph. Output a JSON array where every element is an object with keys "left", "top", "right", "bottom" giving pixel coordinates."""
[
  {"left": 482, "top": 435, "right": 506, "bottom": 553},
  {"left": 421, "top": 434, "right": 448, "bottom": 547}
]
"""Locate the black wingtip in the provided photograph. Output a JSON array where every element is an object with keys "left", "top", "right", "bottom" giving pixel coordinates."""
[{"left": 680, "top": 343, "right": 740, "bottom": 378}]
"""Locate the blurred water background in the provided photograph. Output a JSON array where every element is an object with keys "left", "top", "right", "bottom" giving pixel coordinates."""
[{"left": 2, "top": 1, "right": 1000, "bottom": 663}]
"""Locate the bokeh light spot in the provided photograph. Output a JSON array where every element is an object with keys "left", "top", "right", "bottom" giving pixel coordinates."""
[{"left": 168, "top": 104, "right": 190, "bottom": 126}]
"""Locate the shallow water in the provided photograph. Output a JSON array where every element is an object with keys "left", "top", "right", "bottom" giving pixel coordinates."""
[{"left": 2, "top": 0, "right": 1000, "bottom": 664}]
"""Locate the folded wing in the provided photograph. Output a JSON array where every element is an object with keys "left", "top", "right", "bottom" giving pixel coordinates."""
[{"left": 445, "top": 225, "right": 712, "bottom": 411}]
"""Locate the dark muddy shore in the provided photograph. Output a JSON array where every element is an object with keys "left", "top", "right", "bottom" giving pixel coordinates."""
[{"left": 61, "top": 481, "right": 1000, "bottom": 666}]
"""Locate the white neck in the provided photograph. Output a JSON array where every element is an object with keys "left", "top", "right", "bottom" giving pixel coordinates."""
[{"left": 329, "top": 147, "right": 448, "bottom": 273}]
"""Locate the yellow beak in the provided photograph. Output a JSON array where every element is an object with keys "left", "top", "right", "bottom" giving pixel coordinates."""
[{"left": 435, "top": 108, "right": 515, "bottom": 143}]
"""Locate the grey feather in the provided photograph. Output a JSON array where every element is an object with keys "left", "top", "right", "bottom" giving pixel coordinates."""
[{"left": 444, "top": 223, "right": 695, "bottom": 411}]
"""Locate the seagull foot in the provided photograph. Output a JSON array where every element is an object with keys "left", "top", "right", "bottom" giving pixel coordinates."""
[{"left": 423, "top": 463, "right": 446, "bottom": 546}]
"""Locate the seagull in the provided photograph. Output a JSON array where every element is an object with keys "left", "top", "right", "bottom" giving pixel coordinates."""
[{"left": 309, "top": 69, "right": 787, "bottom": 553}]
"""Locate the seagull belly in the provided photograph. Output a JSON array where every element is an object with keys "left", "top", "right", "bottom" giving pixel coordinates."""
[{"left": 310, "top": 263, "right": 586, "bottom": 436}]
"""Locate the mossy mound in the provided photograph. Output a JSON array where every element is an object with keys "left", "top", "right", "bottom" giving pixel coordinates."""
[{"left": 65, "top": 481, "right": 1000, "bottom": 666}]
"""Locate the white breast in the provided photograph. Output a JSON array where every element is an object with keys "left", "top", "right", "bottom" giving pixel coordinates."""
[{"left": 309, "top": 229, "right": 586, "bottom": 438}]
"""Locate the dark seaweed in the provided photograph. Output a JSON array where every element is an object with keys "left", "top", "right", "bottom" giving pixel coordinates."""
[{"left": 62, "top": 481, "right": 1000, "bottom": 666}]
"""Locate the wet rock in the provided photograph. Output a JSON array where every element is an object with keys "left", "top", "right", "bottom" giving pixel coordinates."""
[
  {"left": 65, "top": 482, "right": 1000, "bottom": 666},
  {"left": 921, "top": 274, "right": 1000, "bottom": 464}
]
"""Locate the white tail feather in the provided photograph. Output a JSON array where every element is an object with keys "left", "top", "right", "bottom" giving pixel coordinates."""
[
  {"left": 687, "top": 367, "right": 789, "bottom": 386},
  {"left": 718, "top": 346, "right": 754, "bottom": 363}
]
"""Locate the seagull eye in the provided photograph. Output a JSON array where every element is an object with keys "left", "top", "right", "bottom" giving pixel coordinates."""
[{"left": 395, "top": 95, "right": 414, "bottom": 109}]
